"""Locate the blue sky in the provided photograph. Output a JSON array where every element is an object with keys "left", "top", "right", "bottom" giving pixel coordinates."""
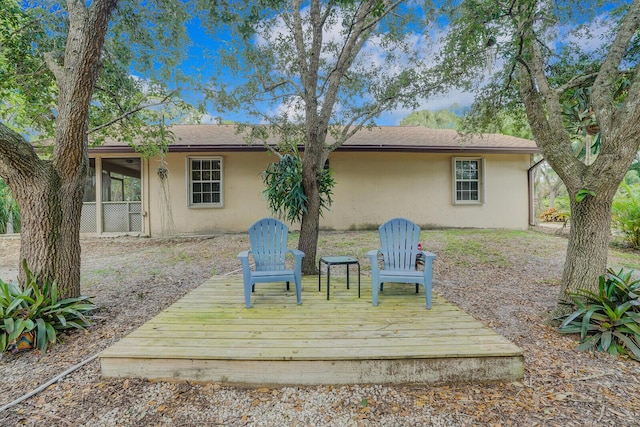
[
  {"left": 173, "top": 9, "right": 472, "bottom": 127},
  {"left": 163, "top": 2, "right": 619, "bottom": 127}
]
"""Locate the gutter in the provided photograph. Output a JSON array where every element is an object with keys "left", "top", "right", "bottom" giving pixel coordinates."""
[
  {"left": 528, "top": 158, "right": 547, "bottom": 226},
  {"left": 89, "top": 144, "right": 539, "bottom": 155}
]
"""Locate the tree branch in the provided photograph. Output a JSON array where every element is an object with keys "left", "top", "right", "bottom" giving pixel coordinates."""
[
  {"left": 0, "top": 122, "right": 45, "bottom": 183},
  {"left": 555, "top": 73, "right": 599, "bottom": 95},
  {"left": 88, "top": 91, "right": 176, "bottom": 135},
  {"left": 94, "top": 84, "right": 128, "bottom": 114},
  {"left": 262, "top": 142, "right": 284, "bottom": 158},
  {"left": 43, "top": 52, "right": 64, "bottom": 84},
  {"left": 591, "top": 0, "right": 640, "bottom": 130}
]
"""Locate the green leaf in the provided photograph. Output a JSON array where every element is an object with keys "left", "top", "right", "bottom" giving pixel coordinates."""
[
  {"left": 577, "top": 334, "right": 601, "bottom": 352},
  {"left": 601, "top": 330, "right": 612, "bottom": 350},
  {"left": 7, "top": 318, "right": 27, "bottom": 342},
  {"left": 56, "top": 314, "right": 67, "bottom": 327},
  {"left": 4, "top": 317, "right": 15, "bottom": 334},
  {"left": 558, "top": 323, "right": 582, "bottom": 334},
  {"left": 581, "top": 309, "right": 597, "bottom": 339},
  {"left": 6, "top": 296, "right": 26, "bottom": 314},
  {"left": 575, "top": 189, "right": 596, "bottom": 203},
  {"left": 560, "top": 309, "right": 586, "bottom": 328},
  {"left": 45, "top": 322, "right": 56, "bottom": 346},
  {"left": 36, "top": 318, "right": 47, "bottom": 351},
  {"left": 613, "top": 331, "right": 640, "bottom": 360}
]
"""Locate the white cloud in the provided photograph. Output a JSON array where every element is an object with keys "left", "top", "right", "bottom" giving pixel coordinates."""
[
  {"left": 253, "top": 7, "right": 481, "bottom": 127},
  {"left": 377, "top": 89, "right": 475, "bottom": 126},
  {"left": 554, "top": 13, "right": 615, "bottom": 54}
]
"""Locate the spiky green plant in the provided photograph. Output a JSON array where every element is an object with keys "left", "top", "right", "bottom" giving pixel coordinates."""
[
  {"left": 0, "top": 260, "right": 95, "bottom": 353},
  {"left": 559, "top": 268, "right": 640, "bottom": 360},
  {"left": 262, "top": 146, "right": 334, "bottom": 223}
]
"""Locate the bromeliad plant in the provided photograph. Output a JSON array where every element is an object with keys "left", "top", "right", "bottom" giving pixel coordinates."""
[
  {"left": 0, "top": 260, "right": 95, "bottom": 354},
  {"left": 558, "top": 268, "right": 640, "bottom": 360}
]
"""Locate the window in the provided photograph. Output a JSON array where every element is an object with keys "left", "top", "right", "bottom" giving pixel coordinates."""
[
  {"left": 453, "top": 157, "right": 484, "bottom": 204},
  {"left": 188, "top": 157, "right": 223, "bottom": 207}
]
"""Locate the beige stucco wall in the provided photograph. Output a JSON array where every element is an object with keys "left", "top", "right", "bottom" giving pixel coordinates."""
[
  {"left": 327, "top": 151, "right": 531, "bottom": 230},
  {"left": 146, "top": 151, "right": 275, "bottom": 236},
  {"left": 141, "top": 150, "right": 531, "bottom": 236}
]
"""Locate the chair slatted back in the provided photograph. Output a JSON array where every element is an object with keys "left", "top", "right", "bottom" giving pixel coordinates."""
[
  {"left": 379, "top": 218, "right": 420, "bottom": 271},
  {"left": 249, "top": 218, "right": 289, "bottom": 271}
]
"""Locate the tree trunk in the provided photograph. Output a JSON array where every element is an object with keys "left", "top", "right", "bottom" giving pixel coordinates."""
[
  {"left": 552, "top": 192, "right": 613, "bottom": 317},
  {"left": 15, "top": 166, "right": 83, "bottom": 298},
  {"left": 0, "top": 0, "right": 117, "bottom": 298},
  {"left": 0, "top": 124, "right": 85, "bottom": 299},
  {"left": 298, "top": 182, "right": 321, "bottom": 275},
  {"left": 298, "top": 138, "right": 324, "bottom": 275}
]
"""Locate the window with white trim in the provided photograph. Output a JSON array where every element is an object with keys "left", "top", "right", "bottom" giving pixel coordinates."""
[
  {"left": 453, "top": 157, "right": 484, "bottom": 204},
  {"left": 188, "top": 157, "right": 223, "bottom": 207}
]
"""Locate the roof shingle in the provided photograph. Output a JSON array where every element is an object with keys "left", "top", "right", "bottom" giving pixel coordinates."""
[{"left": 89, "top": 124, "right": 538, "bottom": 154}]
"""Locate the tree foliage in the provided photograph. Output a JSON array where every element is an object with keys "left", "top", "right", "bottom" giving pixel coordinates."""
[
  {"left": 1, "top": 0, "right": 197, "bottom": 146},
  {"left": 0, "top": 0, "right": 195, "bottom": 298},
  {"left": 263, "top": 148, "right": 335, "bottom": 224},
  {"left": 202, "top": 0, "right": 447, "bottom": 273},
  {"left": 400, "top": 108, "right": 460, "bottom": 129},
  {"left": 441, "top": 0, "right": 640, "bottom": 315},
  {"left": 0, "top": 179, "right": 20, "bottom": 233}
]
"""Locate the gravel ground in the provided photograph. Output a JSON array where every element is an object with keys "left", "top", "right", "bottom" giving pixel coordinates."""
[{"left": 1, "top": 228, "right": 640, "bottom": 426}]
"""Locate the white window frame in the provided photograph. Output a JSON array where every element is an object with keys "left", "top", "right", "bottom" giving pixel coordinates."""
[
  {"left": 186, "top": 156, "right": 224, "bottom": 208},
  {"left": 452, "top": 157, "right": 485, "bottom": 205}
]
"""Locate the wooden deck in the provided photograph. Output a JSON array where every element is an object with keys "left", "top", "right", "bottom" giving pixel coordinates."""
[{"left": 100, "top": 275, "right": 524, "bottom": 386}]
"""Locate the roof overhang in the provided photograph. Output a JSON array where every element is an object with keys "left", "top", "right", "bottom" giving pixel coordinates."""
[{"left": 89, "top": 144, "right": 539, "bottom": 155}]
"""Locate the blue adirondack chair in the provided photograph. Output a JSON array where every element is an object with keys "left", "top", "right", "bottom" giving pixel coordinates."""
[
  {"left": 238, "top": 218, "right": 304, "bottom": 308},
  {"left": 367, "top": 218, "right": 436, "bottom": 309}
]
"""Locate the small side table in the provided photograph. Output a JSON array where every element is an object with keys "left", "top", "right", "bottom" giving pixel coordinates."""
[{"left": 318, "top": 256, "right": 360, "bottom": 300}]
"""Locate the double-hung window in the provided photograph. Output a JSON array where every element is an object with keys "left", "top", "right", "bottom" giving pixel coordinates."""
[
  {"left": 188, "top": 157, "right": 223, "bottom": 207},
  {"left": 453, "top": 157, "right": 484, "bottom": 204}
]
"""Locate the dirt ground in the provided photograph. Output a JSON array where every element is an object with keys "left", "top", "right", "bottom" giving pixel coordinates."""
[{"left": 0, "top": 228, "right": 639, "bottom": 426}]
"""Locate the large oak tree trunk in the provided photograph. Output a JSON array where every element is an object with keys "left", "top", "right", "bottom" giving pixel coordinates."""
[
  {"left": 517, "top": 2, "right": 640, "bottom": 316},
  {"left": 14, "top": 164, "right": 83, "bottom": 297},
  {"left": 554, "top": 191, "right": 614, "bottom": 316},
  {"left": 0, "top": 0, "right": 117, "bottom": 298}
]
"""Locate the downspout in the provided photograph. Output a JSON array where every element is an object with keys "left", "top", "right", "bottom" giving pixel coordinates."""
[
  {"left": 528, "top": 157, "right": 546, "bottom": 227},
  {"left": 142, "top": 157, "right": 151, "bottom": 237}
]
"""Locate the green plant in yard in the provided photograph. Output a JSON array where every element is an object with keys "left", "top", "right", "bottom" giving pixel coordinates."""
[
  {"left": 0, "top": 179, "right": 20, "bottom": 233},
  {"left": 0, "top": 260, "right": 95, "bottom": 354},
  {"left": 558, "top": 268, "right": 640, "bottom": 360},
  {"left": 262, "top": 147, "right": 334, "bottom": 223},
  {"left": 612, "top": 183, "right": 640, "bottom": 249}
]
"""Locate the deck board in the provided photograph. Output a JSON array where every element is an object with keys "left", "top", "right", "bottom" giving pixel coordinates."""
[{"left": 100, "top": 275, "right": 523, "bottom": 385}]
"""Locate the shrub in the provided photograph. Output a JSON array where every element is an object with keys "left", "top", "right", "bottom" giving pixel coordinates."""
[
  {"left": 0, "top": 180, "right": 21, "bottom": 233},
  {"left": 0, "top": 260, "right": 95, "bottom": 354},
  {"left": 540, "top": 207, "right": 569, "bottom": 223},
  {"left": 558, "top": 268, "right": 640, "bottom": 360},
  {"left": 262, "top": 149, "right": 334, "bottom": 223},
  {"left": 612, "top": 183, "right": 640, "bottom": 249}
]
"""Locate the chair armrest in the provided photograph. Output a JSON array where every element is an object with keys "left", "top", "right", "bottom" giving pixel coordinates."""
[
  {"left": 288, "top": 249, "right": 305, "bottom": 259},
  {"left": 367, "top": 250, "right": 381, "bottom": 273},
  {"left": 238, "top": 251, "right": 253, "bottom": 282},
  {"left": 419, "top": 250, "right": 436, "bottom": 260},
  {"left": 366, "top": 249, "right": 380, "bottom": 260}
]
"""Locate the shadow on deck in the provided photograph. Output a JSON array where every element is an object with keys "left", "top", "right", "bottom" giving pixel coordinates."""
[{"left": 100, "top": 275, "right": 523, "bottom": 386}]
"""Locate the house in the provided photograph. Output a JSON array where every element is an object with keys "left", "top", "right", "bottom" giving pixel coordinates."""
[{"left": 82, "top": 124, "right": 538, "bottom": 236}]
